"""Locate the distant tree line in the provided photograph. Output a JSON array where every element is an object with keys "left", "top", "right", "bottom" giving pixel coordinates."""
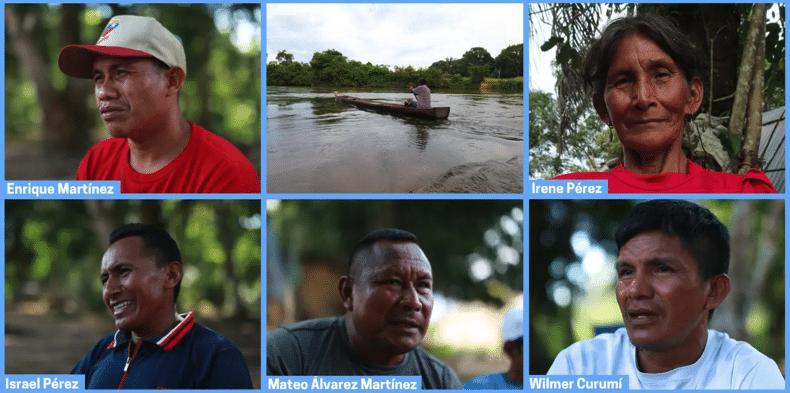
[{"left": 267, "top": 44, "right": 522, "bottom": 91}]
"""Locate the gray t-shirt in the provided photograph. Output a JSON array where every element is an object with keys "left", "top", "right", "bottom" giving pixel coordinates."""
[{"left": 267, "top": 316, "right": 461, "bottom": 389}]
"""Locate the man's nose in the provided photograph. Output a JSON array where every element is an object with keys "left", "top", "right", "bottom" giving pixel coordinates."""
[
  {"left": 103, "top": 275, "right": 121, "bottom": 299},
  {"left": 95, "top": 77, "right": 119, "bottom": 101},
  {"left": 400, "top": 284, "right": 423, "bottom": 311},
  {"left": 624, "top": 270, "right": 653, "bottom": 299}
]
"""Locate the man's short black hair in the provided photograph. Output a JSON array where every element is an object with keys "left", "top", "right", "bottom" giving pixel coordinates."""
[
  {"left": 615, "top": 200, "right": 729, "bottom": 319},
  {"left": 109, "top": 223, "right": 183, "bottom": 302},
  {"left": 348, "top": 228, "right": 419, "bottom": 277},
  {"left": 419, "top": 79, "right": 427, "bottom": 86}
]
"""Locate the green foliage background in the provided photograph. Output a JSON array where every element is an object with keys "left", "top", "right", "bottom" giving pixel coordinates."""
[
  {"left": 267, "top": 44, "right": 523, "bottom": 92},
  {"left": 267, "top": 200, "right": 523, "bottom": 306},
  {"left": 5, "top": 200, "right": 261, "bottom": 320}
]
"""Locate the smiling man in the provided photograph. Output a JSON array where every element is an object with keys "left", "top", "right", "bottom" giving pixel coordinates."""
[
  {"left": 57, "top": 15, "right": 260, "bottom": 193},
  {"left": 71, "top": 223, "right": 253, "bottom": 389},
  {"left": 547, "top": 200, "right": 784, "bottom": 389},
  {"left": 267, "top": 228, "right": 461, "bottom": 389}
]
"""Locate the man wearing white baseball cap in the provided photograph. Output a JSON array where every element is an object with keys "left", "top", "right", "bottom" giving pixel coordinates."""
[
  {"left": 464, "top": 305, "right": 523, "bottom": 389},
  {"left": 58, "top": 15, "right": 260, "bottom": 193}
]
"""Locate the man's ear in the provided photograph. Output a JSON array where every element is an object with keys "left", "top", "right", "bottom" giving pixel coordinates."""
[
  {"left": 593, "top": 93, "right": 611, "bottom": 126},
  {"left": 165, "top": 66, "right": 186, "bottom": 96},
  {"left": 165, "top": 261, "right": 183, "bottom": 291},
  {"left": 338, "top": 276, "right": 353, "bottom": 312},
  {"left": 704, "top": 273, "right": 731, "bottom": 311}
]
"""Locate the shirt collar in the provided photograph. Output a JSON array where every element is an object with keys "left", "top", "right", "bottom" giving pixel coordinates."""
[{"left": 107, "top": 312, "right": 195, "bottom": 351}]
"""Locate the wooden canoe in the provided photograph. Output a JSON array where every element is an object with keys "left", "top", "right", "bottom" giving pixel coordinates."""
[{"left": 335, "top": 92, "right": 450, "bottom": 120}]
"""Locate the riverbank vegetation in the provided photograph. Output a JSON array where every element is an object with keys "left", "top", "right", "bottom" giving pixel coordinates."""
[{"left": 267, "top": 44, "right": 523, "bottom": 92}]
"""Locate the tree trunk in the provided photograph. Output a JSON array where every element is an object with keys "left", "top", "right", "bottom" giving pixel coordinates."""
[
  {"left": 139, "top": 200, "right": 164, "bottom": 227},
  {"left": 729, "top": 4, "right": 765, "bottom": 156},
  {"left": 59, "top": 4, "right": 95, "bottom": 153},
  {"left": 217, "top": 204, "right": 245, "bottom": 319},
  {"left": 738, "top": 4, "right": 767, "bottom": 174},
  {"left": 711, "top": 201, "right": 751, "bottom": 339},
  {"left": 696, "top": 4, "right": 740, "bottom": 116},
  {"left": 747, "top": 201, "right": 782, "bottom": 310},
  {"left": 198, "top": 20, "right": 213, "bottom": 128},
  {"left": 5, "top": 5, "right": 93, "bottom": 155},
  {"left": 711, "top": 200, "right": 781, "bottom": 341},
  {"left": 84, "top": 200, "right": 119, "bottom": 249}
]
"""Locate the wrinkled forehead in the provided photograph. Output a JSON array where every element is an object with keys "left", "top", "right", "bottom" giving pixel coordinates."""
[
  {"left": 363, "top": 241, "right": 432, "bottom": 274},
  {"left": 616, "top": 33, "right": 673, "bottom": 59},
  {"left": 610, "top": 32, "right": 688, "bottom": 77}
]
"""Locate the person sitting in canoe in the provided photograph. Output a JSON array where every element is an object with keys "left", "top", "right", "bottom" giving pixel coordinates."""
[{"left": 405, "top": 79, "right": 431, "bottom": 109}]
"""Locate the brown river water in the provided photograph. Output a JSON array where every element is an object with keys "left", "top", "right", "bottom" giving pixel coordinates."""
[{"left": 266, "top": 87, "right": 523, "bottom": 193}]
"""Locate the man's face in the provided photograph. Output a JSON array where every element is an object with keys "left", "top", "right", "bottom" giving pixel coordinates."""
[
  {"left": 92, "top": 56, "right": 170, "bottom": 139},
  {"left": 349, "top": 241, "right": 433, "bottom": 356},
  {"left": 615, "top": 230, "right": 711, "bottom": 350},
  {"left": 101, "top": 236, "right": 171, "bottom": 338}
]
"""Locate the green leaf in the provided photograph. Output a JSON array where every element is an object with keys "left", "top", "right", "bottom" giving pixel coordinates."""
[
  {"left": 556, "top": 45, "right": 573, "bottom": 65},
  {"left": 540, "top": 36, "right": 564, "bottom": 52}
]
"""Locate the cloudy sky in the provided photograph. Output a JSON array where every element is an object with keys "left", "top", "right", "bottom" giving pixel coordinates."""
[{"left": 267, "top": 4, "right": 523, "bottom": 69}]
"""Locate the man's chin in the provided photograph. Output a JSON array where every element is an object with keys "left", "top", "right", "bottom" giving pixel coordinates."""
[
  {"left": 106, "top": 128, "right": 130, "bottom": 139},
  {"left": 113, "top": 315, "right": 137, "bottom": 332},
  {"left": 386, "top": 336, "right": 422, "bottom": 354},
  {"left": 627, "top": 331, "right": 671, "bottom": 351},
  {"left": 103, "top": 120, "right": 136, "bottom": 138}
]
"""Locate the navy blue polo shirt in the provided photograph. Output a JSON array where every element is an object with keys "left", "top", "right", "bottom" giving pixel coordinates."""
[{"left": 71, "top": 312, "right": 253, "bottom": 389}]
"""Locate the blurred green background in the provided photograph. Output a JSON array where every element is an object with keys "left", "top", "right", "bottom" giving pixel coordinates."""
[
  {"left": 5, "top": 199, "right": 261, "bottom": 388},
  {"left": 5, "top": 4, "right": 261, "bottom": 179},
  {"left": 267, "top": 199, "right": 523, "bottom": 383},
  {"left": 529, "top": 200, "right": 785, "bottom": 376}
]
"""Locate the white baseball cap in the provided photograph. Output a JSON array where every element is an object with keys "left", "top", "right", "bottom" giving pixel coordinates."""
[
  {"left": 501, "top": 306, "right": 523, "bottom": 342},
  {"left": 58, "top": 15, "right": 187, "bottom": 79}
]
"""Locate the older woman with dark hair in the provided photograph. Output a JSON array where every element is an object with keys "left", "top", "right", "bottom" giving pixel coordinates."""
[{"left": 553, "top": 13, "right": 775, "bottom": 193}]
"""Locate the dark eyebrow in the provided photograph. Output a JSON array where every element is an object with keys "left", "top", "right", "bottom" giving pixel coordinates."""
[
  {"left": 647, "top": 59, "right": 676, "bottom": 71},
  {"left": 608, "top": 68, "right": 633, "bottom": 77},
  {"left": 615, "top": 257, "right": 678, "bottom": 271},
  {"left": 608, "top": 57, "right": 676, "bottom": 77},
  {"left": 102, "top": 262, "right": 133, "bottom": 273},
  {"left": 645, "top": 257, "right": 678, "bottom": 266},
  {"left": 93, "top": 63, "right": 130, "bottom": 76},
  {"left": 614, "top": 261, "right": 632, "bottom": 270}
]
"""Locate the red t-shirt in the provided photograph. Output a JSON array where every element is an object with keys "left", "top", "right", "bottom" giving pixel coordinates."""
[
  {"left": 76, "top": 123, "right": 260, "bottom": 193},
  {"left": 552, "top": 159, "right": 776, "bottom": 193}
]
